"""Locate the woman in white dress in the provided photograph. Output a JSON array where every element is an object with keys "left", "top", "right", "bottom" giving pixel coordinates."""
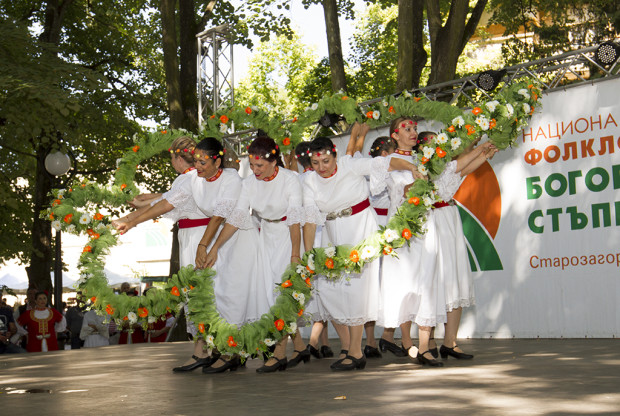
[
  {"left": 204, "top": 136, "right": 306, "bottom": 373},
  {"left": 302, "top": 136, "right": 423, "bottom": 371},
  {"left": 80, "top": 309, "right": 110, "bottom": 348}
]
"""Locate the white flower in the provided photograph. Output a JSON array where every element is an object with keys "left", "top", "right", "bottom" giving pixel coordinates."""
[
  {"left": 403, "top": 90, "right": 412, "bottom": 98},
  {"left": 305, "top": 106, "right": 311, "bottom": 112},
  {"left": 79, "top": 213, "right": 91, "bottom": 225},
  {"left": 423, "top": 195, "right": 433, "bottom": 207},
  {"left": 51, "top": 220, "right": 62, "bottom": 231},
  {"left": 452, "top": 116, "right": 465, "bottom": 127},
  {"left": 324, "top": 246, "right": 336, "bottom": 258},
  {"left": 66, "top": 224, "right": 76, "bottom": 233},
  {"left": 116, "top": 158, "right": 123, "bottom": 168},
  {"left": 451, "top": 137, "right": 462, "bottom": 151},
  {"left": 307, "top": 254, "right": 315, "bottom": 271},
  {"left": 264, "top": 338, "right": 276, "bottom": 347},
  {"left": 360, "top": 245, "right": 377, "bottom": 261},
  {"left": 251, "top": 106, "right": 259, "bottom": 111},
  {"left": 506, "top": 103, "right": 514, "bottom": 116},
  {"left": 57, "top": 189, "right": 65, "bottom": 198},
  {"left": 296, "top": 265, "right": 305, "bottom": 275},
  {"left": 475, "top": 115, "right": 490, "bottom": 131},
  {"left": 311, "top": 103, "right": 318, "bottom": 111},
  {"left": 148, "top": 316, "right": 157, "bottom": 324},
  {"left": 292, "top": 291, "right": 306, "bottom": 305},
  {"left": 219, "top": 123, "right": 228, "bottom": 133},
  {"left": 288, "top": 322, "right": 297, "bottom": 334},
  {"left": 127, "top": 312, "right": 137, "bottom": 324},
  {"left": 239, "top": 350, "right": 250, "bottom": 358},
  {"left": 206, "top": 335, "right": 215, "bottom": 347},
  {"left": 485, "top": 100, "right": 499, "bottom": 113},
  {"left": 383, "top": 229, "right": 398, "bottom": 243},
  {"left": 522, "top": 103, "right": 531, "bottom": 114},
  {"left": 434, "top": 133, "right": 448, "bottom": 144},
  {"left": 418, "top": 164, "right": 428, "bottom": 175},
  {"left": 518, "top": 88, "right": 530, "bottom": 99},
  {"left": 96, "top": 222, "right": 106, "bottom": 230},
  {"left": 372, "top": 110, "right": 380, "bottom": 120},
  {"left": 382, "top": 101, "right": 388, "bottom": 107},
  {"left": 422, "top": 146, "right": 435, "bottom": 159}
]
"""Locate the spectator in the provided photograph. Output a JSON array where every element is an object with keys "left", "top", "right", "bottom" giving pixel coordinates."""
[
  {"left": 80, "top": 309, "right": 110, "bottom": 348},
  {"left": 65, "top": 292, "right": 86, "bottom": 349},
  {"left": 0, "top": 299, "right": 27, "bottom": 354}
]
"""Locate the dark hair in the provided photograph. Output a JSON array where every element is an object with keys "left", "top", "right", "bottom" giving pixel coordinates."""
[
  {"left": 369, "top": 136, "right": 396, "bottom": 157},
  {"left": 196, "top": 137, "right": 225, "bottom": 162},
  {"left": 389, "top": 116, "right": 417, "bottom": 138},
  {"left": 416, "top": 131, "right": 436, "bottom": 152},
  {"left": 35, "top": 291, "right": 48, "bottom": 300},
  {"left": 308, "top": 136, "right": 337, "bottom": 157},
  {"left": 169, "top": 136, "right": 197, "bottom": 164},
  {"left": 295, "top": 141, "right": 312, "bottom": 168},
  {"left": 248, "top": 136, "right": 283, "bottom": 167}
]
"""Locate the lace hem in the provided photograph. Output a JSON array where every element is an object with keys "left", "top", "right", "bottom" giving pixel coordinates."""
[
  {"left": 434, "top": 160, "right": 462, "bottom": 202},
  {"left": 304, "top": 204, "right": 326, "bottom": 226},
  {"left": 446, "top": 297, "right": 475, "bottom": 313},
  {"left": 377, "top": 313, "right": 417, "bottom": 328},
  {"left": 414, "top": 313, "right": 447, "bottom": 328},
  {"left": 285, "top": 205, "right": 305, "bottom": 226},
  {"left": 149, "top": 196, "right": 164, "bottom": 207},
  {"left": 213, "top": 198, "right": 237, "bottom": 219},
  {"left": 368, "top": 156, "right": 390, "bottom": 195},
  {"left": 227, "top": 208, "right": 254, "bottom": 230},
  {"left": 319, "top": 313, "right": 378, "bottom": 326}
]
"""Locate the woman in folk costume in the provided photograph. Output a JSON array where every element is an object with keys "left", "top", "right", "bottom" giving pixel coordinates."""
[{"left": 17, "top": 291, "right": 66, "bottom": 352}]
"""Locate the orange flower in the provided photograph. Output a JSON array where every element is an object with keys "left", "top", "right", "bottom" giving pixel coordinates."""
[
  {"left": 220, "top": 115, "right": 229, "bottom": 124},
  {"left": 245, "top": 106, "right": 252, "bottom": 115},
  {"left": 532, "top": 93, "right": 538, "bottom": 102},
  {"left": 325, "top": 258, "right": 334, "bottom": 269},
  {"left": 87, "top": 229, "right": 95, "bottom": 236},
  {"left": 227, "top": 335, "right": 237, "bottom": 347},
  {"left": 210, "top": 115, "right": 216, "bottom": 119},
  {"left": 189, "top": 285, "right": 195, "bottom": 290},
  {"left": 436, "top": 148, "right": 447, "bottom": 158},
  {"left": 90, "top": 296, "right": 97, "bottom": 303},
  {"left": 528, "top": 84, "right": 534, "bottom": 89},
  {"left": 123, "top": 316, "right": 128, "bottom": 321},
  {"left": 408, "top": 197, "right": 420, "bottom": 206},
  {"left": 414, "top": 97, "right": 422, "bottom": 102},
  {"left": 63, "top": 214, "right": 73, "bottom": 224},
  {"left": 83, "top": 246, "right": 92, "bottom": 253},
  {"left": 94, "top": 213, "right": 104, "bottom": 221},
  {"left": 305, "top": 277, "right": 312, "bottom": 287},
  {"left": 132, "top": 145, "right": 140, "bottom": 152},
  {"left": 161, "top": 129, "right": 168, "bottom": 134},
  {"left": 421, "top": 157, "right": 429, "bottom": 164},
  {"left": 292, "top": 117, "right": 298, "bottom": 123},
  {"left": 106, "top": 304, "right": 114, "bottom": 315},
  {"left": 52, "top": 199, "right": 61, "bottom": 206},
  {"left": 366, "top": 110, "right": 374, "bottom": 119},
  {"left": 281, "top": 280, "right": 293, "bottom": 288},
  {"left": 120, "top": 184, "right": 127, "bottom": 190},
  {"left": 341, "top": 96, "right": 349, "bottom": 100},
  {"left": 383, "top": 246, "right": 393, "bottom": 255},
  {"left": 388, "top": 106, "right": 395, "bottom": 114},
  {"left": 349, "top": 250, "right": 360, "bottom": 263},
  {"left": 489, "top": 119, "right": 497, "bottom": 129},
  {"left": 283, "top": 137, "right": 291, "bottom": 146},
  {"left": 198, "top": 323, "right": 205, "bottom": 333},
  {"left": 170, "top": 286, "right": 180, "bottom": 296},
  {"left": 447, "top": 125, "right": 455, "bottom": 133},
  {"left": 472, "top": 107, "right": 482, "bottom": 115},
  {"left": 274, "top": 319, "right": 285, "bottom": 331},
  {"left": 402, "top": 228, "right": 412, "bottom": 240},
  {"left": 138, "top": 307, "right": 148, "bottom": 318},
  {"left": 306, "top": 265, "right": 315, "bottom": 274},
  {"left": 92, "top": 233, "right": 100, "bottom": 240},
  {"left": 49, "top": 213, "right": 54, "bottom": 220},
  {"left": 297, "top": 309, "right": 304, "bottom": 316},
  {"left": 530, "top": 106, "right": 535, "bottom": 115}
]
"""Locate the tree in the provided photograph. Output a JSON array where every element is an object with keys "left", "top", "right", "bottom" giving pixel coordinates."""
[{"left": 396, "top": 0, "right": 427, "bottom": 91}]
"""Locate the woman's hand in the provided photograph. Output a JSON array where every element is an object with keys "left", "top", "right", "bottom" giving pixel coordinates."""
[
  {"left": 204, "top": 248, "right": 218, "bottom": 269},
  {"left": 195, "top": 244, "right": 208, "bottom": 269},
  {"left": 128, "top": 194, "right": 153, "bottom": 209},
  {"left": 113, "top": 220, "right": 134, "bottom": 235},
  {"left": 411, "top": 167, "right": 428, "bottom": 181},
  {"left": 291, "top": 255, "right": 301, "bottom": 264}
]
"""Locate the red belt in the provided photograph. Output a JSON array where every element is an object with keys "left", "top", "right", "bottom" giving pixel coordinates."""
[
  {"left": 433, "top": 201, "right": 451, "bottom": 209},
  {"left": 374, "top": 208, "right": 388, "bottom": 216},
  {"left": 352, "top": 198, "right": 371, "bottom": 215},
  {"left": 178, "top": 218, "right": 211, "bottom": 228}
]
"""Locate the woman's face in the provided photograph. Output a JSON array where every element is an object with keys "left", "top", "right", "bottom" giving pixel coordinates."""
[
  {"left": 310, "top": 152, "right": 337, "bottom": 178},
  {"left": 193, "top": 150, "right": 221, "bottom": 178},
  {"left": 249, "top": 157, "right": 277, "bottom": 180},
  {"left": 170, "top": 154, "right": 187, "bottom": 174},
  {"left": 391, "top": 120, "right": 418, "bottom": 150},
  {"left": 35, "top": 294, "right": 47, "bottom": 308}
]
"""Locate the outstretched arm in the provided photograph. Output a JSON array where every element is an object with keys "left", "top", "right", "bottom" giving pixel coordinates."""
[
  {"left": 459, "top": 144, "right": 499, "bottom": 176},
  {"left": 346, "top": 122, "right": 362, "bottom": 156},
  {"left": 454, "top": 141, "right": 497, "bottom": 176},
  {"left": 388, "top": 157, "right": 427, "bottom": 180},
  {"left": 114, "top": 199, "right": 174, "bottom": 234}
]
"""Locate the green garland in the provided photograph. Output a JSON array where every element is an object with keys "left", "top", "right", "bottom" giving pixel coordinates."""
[{"left": 43, "top": 79, "right": 541, "bottom": 357}]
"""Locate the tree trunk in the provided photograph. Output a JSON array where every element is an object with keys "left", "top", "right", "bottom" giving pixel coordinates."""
[
  {"left": 322, "top": 0, "right": 347, "bottom": 92},
  {"left": 426, "top": 0, "right": 488, "bottom": 85},
  {"left": 396, "top": 0, "right": 427, "bottom": 91},
  {"left": 179, "top": 0, "right": 199, "bottom": 132},
  {"left": 40, "top": 0, "right": 74, "bottom": 45},
  {"left": 160, "top": 0, "right": 184, "bottom": 129}
]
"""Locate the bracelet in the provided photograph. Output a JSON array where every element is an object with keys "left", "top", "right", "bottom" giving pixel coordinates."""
[
  {"left": 198, "top": 243, "right": 208, "bottom": 248},
  {"left": 291, "top": 255, "right": 301, "bottom": 259}
]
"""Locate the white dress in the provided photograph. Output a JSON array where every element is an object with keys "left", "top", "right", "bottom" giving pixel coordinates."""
[
  {"left": 432, "top": 161, "right": 475, "bottom": 312},
  {"left": 80, "top": 310, "right": 110, "bottom": 348},
  {"left": 228, "top": 167, "right": 304, "bottom": 316},
  {"left": 191, "top": 168, "right": 261, "bottom": 326},
  {"left": 303, "top": 155, "right": 388, "bottom": 326},
  {"left": 379, "top": 152, "right": 446, "bottom": 328}
]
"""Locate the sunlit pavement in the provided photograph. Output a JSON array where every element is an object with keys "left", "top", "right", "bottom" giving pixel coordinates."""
[{"left": 1, "top": 339, "right": 619, "bottom": 415}]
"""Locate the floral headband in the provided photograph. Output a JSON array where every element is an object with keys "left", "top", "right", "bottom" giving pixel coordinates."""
[
  {"left": 307, "top": 146, "right": 337, "bottom": 157},
  {"left": 369, "top": 141, "right": 390, "bottom": 155},
  {"left": 248, "top": 143, "right": 279, "bottom": 160},
  {"left": 168, "top": 147, "right": 194, "bottom": 154},
  {"left": 194, "top": 149, "right": 226, "bottom": 160},
  {"left": 393, "top": 120, "right": 417, "bottom": 133}
]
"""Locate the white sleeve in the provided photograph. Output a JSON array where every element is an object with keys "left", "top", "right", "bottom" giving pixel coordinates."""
[
  {"left": 162, "top": 174, "right": 193, "bottom": 208},
  {"left": 434, "top": 161, "right": 463, "bottom": 202},
  {"left": 285, "top": 172, "right": 305, "bottom": 226}
]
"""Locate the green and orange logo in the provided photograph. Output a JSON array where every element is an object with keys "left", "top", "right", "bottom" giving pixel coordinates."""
[{"left": 454, "top": 161, "right": 503, "bottom": 271}]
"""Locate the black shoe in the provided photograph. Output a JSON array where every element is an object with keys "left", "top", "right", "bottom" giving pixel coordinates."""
[
  {"left": 364, "top": 345, "right": 382, "bottom": 358},
  {"left": 429, "top": 347, "right": 439, "bottom": 358},
  {"left": 306, "top": 344, "right": 322, "bottom": 359},
  {"left": 329, "top": 349, "right": 349, "bottom": 369},
  {"left": 202, "top": 356, "right": 240, "bottom": 373},
  {"left": 331, "top": 355, "right": 367, "bottom": 371},
  {"left": 379, "top": 338, "right": 407, "bottom": 357},
  {"left": 256, "top": 357, "right": 287, "bottom": 373},
  {"left": 320, "top": 345, "right": 334, "bottom": 358},
  {"left": 172, "top": 355, "right": 211, "bottom": 372},
  {"left": 287, "top": 349, "right": 311, "bottom": 368},
  {"left": 416, "top": 351, "right": 444, "bottom": 367},
  {"left": 440, "top": 345, "right": 474, "bottom": 360}
]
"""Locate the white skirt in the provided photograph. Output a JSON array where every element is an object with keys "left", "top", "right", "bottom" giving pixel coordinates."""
[{"left": 433, "top": 206, "right": 475, "bottom": 312}]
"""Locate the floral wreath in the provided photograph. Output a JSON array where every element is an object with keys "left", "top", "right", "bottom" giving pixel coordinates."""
[{"left": 43, "top": 79, "right": 540, "bottom": 357}]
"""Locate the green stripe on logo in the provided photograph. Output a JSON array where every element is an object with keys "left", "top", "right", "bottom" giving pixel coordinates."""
[{"left": 458, "top": 206, "right": 503, "bottom": 271}]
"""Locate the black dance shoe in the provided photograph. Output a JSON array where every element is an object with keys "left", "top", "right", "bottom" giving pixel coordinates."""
[
  {"left": 363, "top": 345, "right": 383, "bottom": 358},
  {"left": 331, "top": 355, "right": 367, "bottom": 371},
  {"left": 306, "top": 344, "right": 322, "bottom": 359},
  {"left": 256, "top": 357, "right": 287, "bottom": 373},
  {"left": 202, "top": 356, "right": 240, "bottom": 374},
  {"left": 379, "top": 338, "right": 407, "bottom": 357},
  {"left": 440, "top": 345, "right": 474, "bottom": 360},
  {"left": 287, "top": 349, "right": 311, "bottom": 368},
  {"left": 320, "top": 345, "right": 334, "bottom": 358},
  {"left": 429, "top": 347, "right": 439, "bottom": 358},
  {"left": 172, "top": 355, "right": 212, "bottom": 372},
  {"left": 329, "top": 349, "right": 349, "bottom": 369},
  {"left": 416, "top": 351, "right": 444, "bottom": 367}
]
